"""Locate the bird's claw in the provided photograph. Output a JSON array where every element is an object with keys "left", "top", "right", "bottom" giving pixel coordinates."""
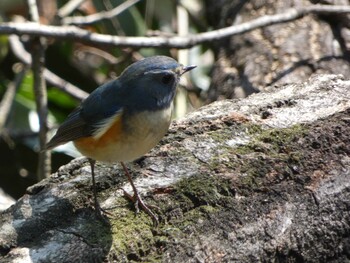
[{"left": 120, "top": 187, "right": 159, "bottom": 226}]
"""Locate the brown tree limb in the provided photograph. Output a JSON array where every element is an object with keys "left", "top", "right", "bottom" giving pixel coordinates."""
[
  {"left": 28, "top": 0, "right": 51, "bottom": 180},
  {"left": 32, "top": 40, "right": 51, "bottom": 180},
  {"left": 1, "top": 74, "right": 349, "bottom": 261},
  {"left": 1, "top": 5, "right": 350, "bottom": 48}
]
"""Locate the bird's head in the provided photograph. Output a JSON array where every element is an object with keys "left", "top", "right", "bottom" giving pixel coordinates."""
[{"left": 119, "top": 56, "right": 196, "bottom": 112}]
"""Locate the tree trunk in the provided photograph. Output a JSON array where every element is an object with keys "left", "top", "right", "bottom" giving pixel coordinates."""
[
  {"left": 0, "top": 74, "right": 349, "bottom": 262},
  {"left": 205, "top": 0, "right": 350, "bottom": 101}
]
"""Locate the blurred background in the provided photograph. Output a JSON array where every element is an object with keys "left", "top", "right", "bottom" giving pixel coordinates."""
[
  {"left": 1, "top": 0, "right": 350, "bottom": 209},
  {"left": 0, "top": 0, "right": 212, "bottom": 208}
]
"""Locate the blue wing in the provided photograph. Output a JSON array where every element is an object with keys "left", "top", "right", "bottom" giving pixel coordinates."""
[{"left": 46, "top": 79, "right": 124, "bottom": 149}]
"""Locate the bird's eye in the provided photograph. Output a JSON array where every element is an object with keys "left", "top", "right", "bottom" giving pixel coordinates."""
[{"left": 161, "top": 74, "right": 174, "bottom": 84}]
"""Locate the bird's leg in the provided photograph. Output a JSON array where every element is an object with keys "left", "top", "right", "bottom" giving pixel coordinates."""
[
  {"left": 88, "top": 158, "right": 110, "bottom": 217},
  {"left": 120, "top": 162, "right": 159, "bottom": 225},
  {"left": 88, "top": 158, "right": 98, "bottom": 209}
]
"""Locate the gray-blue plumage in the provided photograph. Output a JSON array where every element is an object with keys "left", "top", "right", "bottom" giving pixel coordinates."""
[{"left": 46, "top": 56, "right": 181, "bottom": 149}]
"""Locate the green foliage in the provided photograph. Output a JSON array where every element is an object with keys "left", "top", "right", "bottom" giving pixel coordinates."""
[
  {"left": 0, "top": 35, "right": 8, "bottom": 64},
  {"left": 47, "top": 89, "right": 77, "bottom": 110},
  {"left": 16, "top": 72, "right": 35, "bottom": 103}
]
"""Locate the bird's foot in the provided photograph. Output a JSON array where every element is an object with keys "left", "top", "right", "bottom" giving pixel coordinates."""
[
  {"left": 120, "top": 187, "right": 159, "bottom": 226},
  {"left": 91, "top": 198, "right": 112, "bottom": 223}
]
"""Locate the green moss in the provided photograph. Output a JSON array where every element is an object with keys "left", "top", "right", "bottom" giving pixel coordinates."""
[
  {"left": 102, "top": 124, "right": 309, "bottom": 261},
  {"left": 82, "top": 219, "right": 112, "bottom": 249},
  {"left": 233, "top": 124, "right": 308, "bottom": 190},
  {"left": 102, "top": 174, "right": 235, "bottom": 262},
  {"left": 235, "top": 124, "right": 307, "bottom": 155},
  {"left": 175, "top": 174, "right": 234, "bottom": 208},
  {"left": 246, "top": 123, "right": 264, "bottom": 135},
  {"left": 108, "top": 203, "right": 158, "bottom": 262},
  {"left": 209, "top": 127, "right": 236, "bottom": 143},
  {"left": 257, "top": 124, "right": 307, "bottom": 151},
  {"left": 206, "top": 123, "right": 308, "bottom": 191}
]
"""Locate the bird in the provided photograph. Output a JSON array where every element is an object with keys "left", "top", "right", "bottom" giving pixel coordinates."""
[{"left": 46, "top": 56, "right": 196, "bottom": 224}]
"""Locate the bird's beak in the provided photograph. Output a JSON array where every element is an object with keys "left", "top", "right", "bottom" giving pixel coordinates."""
[{"left": 181, "top": 65, "right": 197, "bottom": 75}]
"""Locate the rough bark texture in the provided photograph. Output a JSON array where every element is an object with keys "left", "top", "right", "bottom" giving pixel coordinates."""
[
  {"left": 205, "top": 0, "right": 350, "bottom": 101},
  {"left": 0, "top": 74, "right": 349, "bottom": 262}
]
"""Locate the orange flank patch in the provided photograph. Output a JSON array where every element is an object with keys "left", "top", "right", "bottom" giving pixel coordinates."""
[{"left": 74, "top": 116, "right": 123, "bottom": 153}]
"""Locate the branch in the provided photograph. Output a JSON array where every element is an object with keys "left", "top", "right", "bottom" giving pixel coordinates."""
[
  {"left": 9, "top": 35, "right": 88, "bottom": 100},
  {"left": 57, "top": 0, "right": 86, "bottom": 18},
  {"left": 1, "top": 5, "right": 350, "bottom": 48},
  {"left": 62, "top": 0, "right": 142, "bottom": 25},
  {"left": 28, "top": 0, "right": 40, "bottom": 23},
  {"left": 0, "top": 65, "right": 27, "bottom": 132},
  {"left": 28, "top": 0, "right": 51, "bottom": 180}
]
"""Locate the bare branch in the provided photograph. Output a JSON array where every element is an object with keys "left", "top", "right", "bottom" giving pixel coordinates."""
[
  {"left": 43, "top": 70, "right": 88, "bottom": 100},
  {"left": 75, "top": 46, "right": 123, "bottom": 64},
  {"left": 58, "top": 0, "right": 86, "bottom": 18},
  {"left": 9, "top": 35, "right": 88, "bottom": 100},
  {"left": 32, "top": 37, "right": 51, "bottom": 180},
  {"left": 1, "top": 5, "right": 350, "bottom": 49},
  {"left": 28, "top": 0, "right": 51, "bottom": 179},
  {"left": 28, "top": 0, "right": 40, "bottom": 23},
  {"left": 0, "top": 65, "right": 27, "bottom": 132},
  {"left": 62, "top": 0, "right": 142, "bottom": 25}
]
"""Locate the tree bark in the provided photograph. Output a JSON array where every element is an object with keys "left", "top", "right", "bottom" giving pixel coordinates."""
[
  {"left": 1, "top": 74, "right": 350, "bottom": 262},
  {"left": 205, "top": 0, "right": 350, "bottom": 101}
]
